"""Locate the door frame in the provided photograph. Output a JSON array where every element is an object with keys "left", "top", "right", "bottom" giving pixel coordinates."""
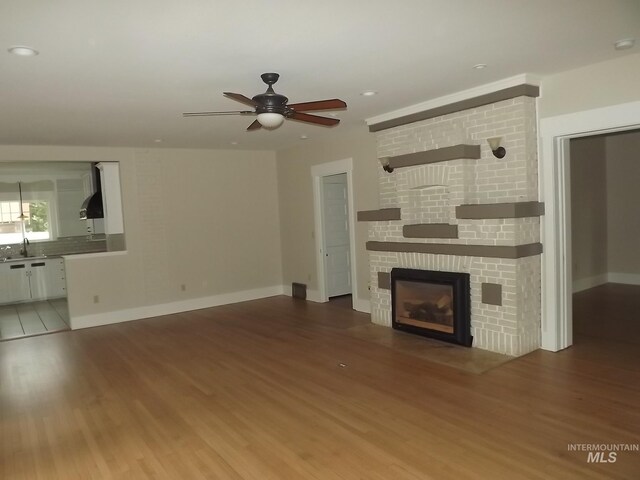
[
  {"left": 539, "top": 100, "right": 640, "bottom": 351},
  {"left": 311, "top": 158, "right": 358, "bottom": 306}
]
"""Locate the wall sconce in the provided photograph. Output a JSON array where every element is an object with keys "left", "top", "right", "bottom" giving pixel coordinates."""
[
  {"left": 379, "top": 157, "right": 394, "bottom": 173},
  {"left": 487, "top": 137, "right": 506, "bottom": 159}
]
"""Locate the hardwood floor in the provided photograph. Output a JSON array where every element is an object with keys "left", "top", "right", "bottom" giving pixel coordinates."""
[
  {"left": 1, "top": 296, "right": 639, "bottom": 479},
  {"left": 328, "top": 294, "right": 352, "bottom": 310},
  {"left": 573, "top": 283, "right": 640, "bottom": 345}
]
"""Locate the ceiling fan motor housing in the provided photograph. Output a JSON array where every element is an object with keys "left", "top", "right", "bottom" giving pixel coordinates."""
[
  {"left": 252, "top": 91, "right": 289, "bottom": 114},
  {"left": 253, "top": 72, "right": 290, "bottom": 114}
]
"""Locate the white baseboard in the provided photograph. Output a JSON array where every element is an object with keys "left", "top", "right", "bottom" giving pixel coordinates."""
[
  {"left": 353, "top": 297, "right": 371, "bottom": 314},
  {"left": 306, "top": 289, "right": 323, "bottom": 303},
  {"left": 608, "top": 272, "right": 640, "bottom": 286},
  {"left": 280, "top": 285, "right": 323, "bottom": 302},
  {"left": 71, "top": 285, "right": 285, "bottom": 330},
  {"left": 573, "top": 272, "right": 640, "bottom": 292},
  {"left": 278, "top": 283, "right": 371, "bottom": 313},
  {"left": 572, "top": 274, "right": 608, "bottom": 293}
]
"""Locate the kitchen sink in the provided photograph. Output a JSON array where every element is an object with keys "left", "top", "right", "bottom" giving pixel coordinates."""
[{"left": 1, "top": 255, "right": 48, "bottom": 263}]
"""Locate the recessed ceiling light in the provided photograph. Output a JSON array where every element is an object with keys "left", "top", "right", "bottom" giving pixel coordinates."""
[
  {"left": 230, "top": 141, "right": 239, "bottom": 145},
  {"left": 154, "top": 138, "right": 163, "bottom": 143},
  {"left": 8, "top": 46, "right": 39, "bottom": 56},
  {"left": 473, "top": 63, "right": 487, "bottom": 70},
  {"left": 300, "top": 135, "right": 309, "bottom": 140},
  {"left": 360, "top": 90, "right": 377, "bottom": 97},
  {"left": 614, "top": 38, "right": 635, "bottom": 51}
]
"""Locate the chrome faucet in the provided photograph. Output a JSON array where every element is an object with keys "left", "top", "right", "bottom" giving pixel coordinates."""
[{"left": 20, "top": 237, "right": 30, "bottom": 257}]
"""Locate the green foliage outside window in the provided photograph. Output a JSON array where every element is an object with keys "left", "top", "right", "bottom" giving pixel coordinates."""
[{"left": 25, "top": 201, "right": 49, "bottom": 233}]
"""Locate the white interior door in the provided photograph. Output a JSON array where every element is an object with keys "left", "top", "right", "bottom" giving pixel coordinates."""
[{"left": 322, "top": 174, "right": 351, "bottom": 297}]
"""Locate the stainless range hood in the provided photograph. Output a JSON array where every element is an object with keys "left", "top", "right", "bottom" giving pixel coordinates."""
[{"left": 79, "top": 164, "right": 104, "bottom": 219}]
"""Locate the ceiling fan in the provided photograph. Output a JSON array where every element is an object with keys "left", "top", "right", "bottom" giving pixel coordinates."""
[{"left": 183, "top": 73, "right": 347, "bottom": 131}]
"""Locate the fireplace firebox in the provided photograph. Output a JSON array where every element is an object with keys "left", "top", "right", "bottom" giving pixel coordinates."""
[{"left": 391, "top": 268, "right": 472, "bottom": 347}]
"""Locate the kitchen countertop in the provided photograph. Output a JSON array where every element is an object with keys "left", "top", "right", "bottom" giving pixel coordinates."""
[{"left": 0, "top": 255, "right": 61, "bottom": 263}]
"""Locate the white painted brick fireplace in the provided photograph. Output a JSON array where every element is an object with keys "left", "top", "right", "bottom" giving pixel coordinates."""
[{"left": 362, "top": 93, "right": 542, "bottom": 356}]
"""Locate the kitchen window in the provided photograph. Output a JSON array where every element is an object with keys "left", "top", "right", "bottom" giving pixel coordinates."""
[{"left": 0, "top": 200, "right": 52, "bottom": 244}]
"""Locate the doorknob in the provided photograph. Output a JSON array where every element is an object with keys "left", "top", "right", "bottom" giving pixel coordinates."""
[{"left": 325, "top": 253, "right": 329, "bottom": 257}]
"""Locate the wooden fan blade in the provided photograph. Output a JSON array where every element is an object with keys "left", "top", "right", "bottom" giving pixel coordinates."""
[
  {"left": 183, "top": 111, "right": 254, "bottom": 117},
  {"left": 224, "top": 92, "right": 259, "bottom": 107},
  {"left": 289, "top": 111, "right": 340, "bottom": 126},
  {"left": 247, "top": 120, "right": 262, "bottom": 131},
  {"left": 288, "top": 99, "right": 347, "bottom": 112}
]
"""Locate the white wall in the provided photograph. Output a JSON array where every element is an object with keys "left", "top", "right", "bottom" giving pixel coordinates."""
[
  {"left": 0, "top": 145, "right": 283, "bottom": 327},
  {"left": 570, "top": 136, "right": 608, "bottom": 287},
  {"left": 276, "top": 126, "right": 379, "bottom": 308},
  {"left": 570, "top": 130, "right": 640, "bottom": 291},
  {"left": 539, "top": 52, "right": 640, "bottom": 118},
  {"left": 605, "top": 130, "right": 640, "bottom": 278}
]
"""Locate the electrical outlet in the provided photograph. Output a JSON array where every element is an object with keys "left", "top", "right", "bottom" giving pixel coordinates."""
[
  {"left": 180, "top": 284, "right": 186, "bottom": 292},
  {"left": 93, "top": 295, "right": 100, "bottom": 304}
]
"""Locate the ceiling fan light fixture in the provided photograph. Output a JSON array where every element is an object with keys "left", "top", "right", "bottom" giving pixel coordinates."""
[
  {"left": 257, "top": 112, "right": 285, "bottom": 128},
  {"left": 614, "top": 38, "right": 635, "bottom": 50},
  {"left": 8, "top": 45, "right": 39, "bottom": 56}
]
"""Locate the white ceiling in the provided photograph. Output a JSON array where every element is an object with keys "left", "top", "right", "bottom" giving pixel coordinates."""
[{"left": 1, "top": 0, "right": 638, "bottom": 151}]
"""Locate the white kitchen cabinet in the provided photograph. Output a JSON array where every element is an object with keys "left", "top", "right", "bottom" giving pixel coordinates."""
[
  {"left": 0, "top": 263, "right": 31, "bottom": 303},
  {"left": 27, "top": 261, "right": 47, "bottom": 300},
  {"left": 56, "top": 178, "right": 87, "bottom": 237},
  {"left": 44, "top": 258, "right": 66, "bottom": 298},
  {"left": 0, "top": 258, "right": 66, "bottom": 305}
]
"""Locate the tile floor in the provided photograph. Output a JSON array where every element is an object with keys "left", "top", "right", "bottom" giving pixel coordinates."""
[{"left": 0, "top": 298, "right": 69, "bottom": 341}]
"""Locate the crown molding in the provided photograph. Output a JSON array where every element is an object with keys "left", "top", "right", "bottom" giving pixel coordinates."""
[{"left": 366, "top": 73, "right": 542, "bottom": 127}]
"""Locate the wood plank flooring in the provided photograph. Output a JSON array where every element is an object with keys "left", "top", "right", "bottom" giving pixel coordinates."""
[
  {"left": 1, "top": 296, "right": 639, "bottom": 479},
  {"left": 0, "top": 299, "right": 69, "bottom": 341},
  {"left": 574, "top": 283, "right": 640, "bottom": 345}
]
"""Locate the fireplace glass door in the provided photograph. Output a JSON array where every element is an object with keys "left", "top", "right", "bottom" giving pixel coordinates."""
[
  {"left": 395, "top": 280, "right": 454, "bottom": 334},
  {"left": 391, "top": 268, "right": 472, "bottom": 346}
]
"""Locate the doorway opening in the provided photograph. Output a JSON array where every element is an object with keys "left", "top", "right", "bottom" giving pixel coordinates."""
[
  {"left": 540, "top": 100, "right": 640, "bottom": 351},
  {"left": 311, "top": 158, "right": 358, "bottom": 310},
  {"left": 569, "top": 130, "right": 640, "bottom": 346}
]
